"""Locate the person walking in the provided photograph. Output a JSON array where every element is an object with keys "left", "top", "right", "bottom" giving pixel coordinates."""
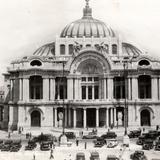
[
  {"left": 84, "top": 142, "right": 87, "bottom": 149},
  {"left": 50, "top": 149, "right": 54, "bottom": 159},
  {"left": 76, "top": 138, "right": 79, "bottom": 146}
]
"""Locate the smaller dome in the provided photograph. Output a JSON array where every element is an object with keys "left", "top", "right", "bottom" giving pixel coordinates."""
[
  {"left": 122, "top": 43, "right": 142, "bottom": 57},
  {"left": 33, "top": 42, "right": 55, "bottom": 57}
]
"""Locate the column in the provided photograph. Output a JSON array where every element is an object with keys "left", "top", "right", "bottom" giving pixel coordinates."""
[
  {"left": 50, "top": 78, "right": 55, "bottom": 100},
  {"left": 106, "top": 108, "right": 109, "bottom": 127},
  {"left": 54, "top": 108, "right": 57, "bottom": 127},
  {"left": 19, "top": 78, "right": 22, "bottom": 101},
  {"left": 8, "top": 105, "right": 14, "bottom": 130},
  {"left": 114, "top": 108, "right": 117, "bottom": 126},
  {"left": 78, "top": 78, "right": 81, "bottom": 100},
  {"left": 152, "top": 76, "right": 158, "bottom": 100},
  {"left": 83, "top": 108, "right": 86, "bottom": 128},
  {"left": 43, "top": 78, "right": 49, "bottom": 100},
  {"left": 96, "top": 108, "right": 99, "bottom": 127},
  {"left": 86, "top": 86, "right": 88, "bottom": 100},
  {"left": 104, "top": 78, "right": 107, "bottom": 99},
  {"left": 73, "top": 108, "right": 76, "bottom": 128},
  {"left": 67, "top": 78, "right": 73, "bottom": 100},
  {"left": 132, "top": 76, "right": 138, "bottom": 100},
  {"left": 92, "top": 85, "right": 94, "bottom": 100},
  {"left": 107, "top": 77, "right": 113, "bottom": 100},
  {"left": 68, "top": 108, "right": 71, "bottom": 127},
  {"left": 10, "top": 79, "right": 13, "bottom": 101},
  {"left": 110, "top": 108, "right": 113, "bottom": 125},
  {"left": 23, "top": 78, "right": 29, "bottom": 101},
  {"left": 74, "top": 79, "right": 79, "bottom": 100}
]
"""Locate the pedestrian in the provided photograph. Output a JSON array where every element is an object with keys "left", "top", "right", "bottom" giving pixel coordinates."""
[
  {"left": 50, "top": 149, "right": 54, "bottom": 159},
  {"left": 33, "top": 153, "right": 35, "bottom": 160},
  {"left": 8, "top": 132, "right": 11, "bottom": 138},
  {"left": 76, "top": 139, "right": 79, "bottom": 146},
  {"left": 84, "top": 142, "right": 87, "bottom": 149},
  {"left": 156, "top": 125, "right": 159, "bottom": 131}
]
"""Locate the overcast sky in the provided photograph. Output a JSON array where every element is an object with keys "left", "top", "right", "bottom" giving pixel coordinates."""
[{"left": 0, "top": 0, "right": 160, "bottom": 83}]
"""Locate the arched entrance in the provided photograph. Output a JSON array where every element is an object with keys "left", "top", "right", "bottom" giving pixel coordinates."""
[
  {"left": 31, "top": 110, "right": 41, "bottom": 127},
  {"left": 141, "top": 109, "right": 151, "bottom": 126},
  {"left": 87, "top": 108, "right": 96, "bottom": 127}
]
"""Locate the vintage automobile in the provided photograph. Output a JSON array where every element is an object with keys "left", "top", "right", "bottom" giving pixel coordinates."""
[
  {"left": 106, "top": 139, "right": 118, "bottom": 148},
  {"left": 32, "top": 133, "right": 55, "bottom": 143},
  {"left": 10, "top": 140, "right": 22, "bottom": 152},
  {"left": 136, "top": 134, "right": 147, "bottom": 145},
  {"left": 65, "top": 132, "right": 76, "bottom": 139},
  {"left": 93, "top": 137, "right": 106, "bottom": 147},
  {"left": 155, "top": 141, "right": 160, "bottom": 151},
  {"left": 142, "top": 139, "right": 154, "bottom": 150},
  {"left": 101, "top": 132, "right": 117, "bottom": 139},
  {"left": 40, "top": 141, "right": 50, "bottom": 151},
  {"left": 76, "top": 152, "right": 85, "bottom": 160},
  {"left": 83, "top": 132, "right": 98, "bottom": 139},
  {"left": 128, "top": 130, "right": 141, "bottom": 138},
  {"left": 25, "top": 140, "right": 37, "bottom": 151},
  {"left": 90, "top": 152, "right": 100, "bottom": 160},
  {"left": 130, "top": 150, "right": 148, "bottom": 160},
  {"left": 106, "top": 155, "right": 119, "bottom": 160},
  {"left": 1, "top": 144, "right": 11, "bottom": 151}
]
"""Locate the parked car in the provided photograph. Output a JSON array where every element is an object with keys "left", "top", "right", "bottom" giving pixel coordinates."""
[
  {"left": 25, "top": 139, "right": 37, "bottom": 151},
  {"left": 33, "top": 134, "right": 55, "bottom": 143},
  {"left": 136, "top": 134, "right": 147, "bottom": 145},
  {"left": 10, "top": 140, "right": 22, "bottom": 152},
  {"left": 76, "top": 152, "right": 85, "bottom": 160},
  {"left": 65, "top": 132, "right": 76, "bottom": 139},
  {"left": 128, "top": 130, "right": 141, "bottom": 138},
  {"left": 142, "top": 139, "right": 154, "bottom": 150},
  {"left": 106, "top": 139, "right": 118, "bottom": 148},
  {"left": 101, "top": 132, "right": 117, "bottom": 139},
  {"left": 106, "top": 155, "right": 119, "bottom": 160},
  {"left": 148, "top": 130, "right": 159, "bottom": 140},
  {"left": 93, "top": 137, "right": 106, "bottom": 147},
  {"left": 40, "top": 141, "right": 50, "bottom": 151},
  {"left": 90, "top": 152, "right": 100, "bottom": 160},
  {"left": 83, "top": 132, "right": 98, "bottom": 139},
  {"left": 1, "top": 144, "right": 11, "bottom": 151},
  {"left": 130, "top": 150, "right": 147, "bottom": 160},
  {"left": 155, "top": 141, "right": 160, "bottom": 151}
]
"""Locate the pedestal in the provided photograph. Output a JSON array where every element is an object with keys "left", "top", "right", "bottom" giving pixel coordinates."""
[
  {"left": 123, "top": 135, "right": 130, "bottom": 147},
  {"left": 60, "top": 134, "right": 68, "bottom": 147}
]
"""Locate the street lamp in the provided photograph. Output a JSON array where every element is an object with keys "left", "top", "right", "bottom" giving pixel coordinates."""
[{"left": 122, "top": 55, "right": 138, "bottom": 146}]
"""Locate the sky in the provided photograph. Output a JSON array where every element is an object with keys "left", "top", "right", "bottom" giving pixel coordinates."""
[{"left": 0, "top": 0, "right": 160, "bottom": 84}]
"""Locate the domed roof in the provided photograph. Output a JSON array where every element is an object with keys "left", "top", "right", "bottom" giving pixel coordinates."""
[
  {"left": 60, "top": 1, "right": 115, "bottom": 38},
  {"left": 122, "top": 42, "right": 142, "bottom": 56},
  {"left": 33, "top": 42, "right": 55, "bottom": 56}
]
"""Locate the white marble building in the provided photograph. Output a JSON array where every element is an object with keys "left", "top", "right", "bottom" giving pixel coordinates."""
[{"left": 1, "top": 0, "right": 160, "bottom": 130}]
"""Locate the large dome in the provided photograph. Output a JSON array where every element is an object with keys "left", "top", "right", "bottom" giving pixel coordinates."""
[{"left": 60, "top": 1, "right": 115, "bottom": 38}]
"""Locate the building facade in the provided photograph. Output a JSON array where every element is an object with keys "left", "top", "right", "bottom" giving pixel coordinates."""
[{"left": 2, "top": 1, "right": 160, "bottom": 130}]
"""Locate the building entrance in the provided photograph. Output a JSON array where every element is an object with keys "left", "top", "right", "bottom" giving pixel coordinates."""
[
  {"left": 87, "top": 108, "right": 96, "bottom": 127},
  {"left": 31, "top": 110, "right": 41, "bottom": 127},
  {"left": 141, "top": 109, "right": 151, "bottom": 126}
]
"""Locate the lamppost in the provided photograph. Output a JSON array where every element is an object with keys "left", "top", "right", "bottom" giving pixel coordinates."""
[{"left": 122, "top": 55, "right": 138, "bottom": 146}]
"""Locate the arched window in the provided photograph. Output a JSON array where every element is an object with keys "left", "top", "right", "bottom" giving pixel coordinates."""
[
  {"left": 86, "top": 44, "right": 91, "bottom": 47},
  {"left": 60, "top": 44, "right": 65, "bottom": 55},
  {"left": 139, "top": 60, "right": 150, "bottom": 66},
  {"left": 112, "top": 44, "right": 117, "bottom": 54},
  {"left": 138, "top": 75, "right": 151, "bottom": 99},
  {"left": 30, "top": 60, "right": 42, "bottom": 66},
  {"left": 68, "top": 44, "right": 74, "bottom": 55},
  {"left": 29, "top": 76, "right": 43, "bottom": 99},
  {"left": 113, "top": 77, "right": 125, "bottom": 99}
]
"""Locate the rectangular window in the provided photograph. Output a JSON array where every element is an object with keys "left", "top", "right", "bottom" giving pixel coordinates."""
[
  {"left": 82, "top": 77, "right": 86, "bottom": 82},
  {"left": 82, "top": 86, "right": 86, "bottom": 99},
  {"left": 88, "top": 86, "right": 92, "bottom": 99},
  {"left": 94, "top": 77, "right": 99, "bottom": 82},
  {"left": 88, "top": 77, "right": 92, "bottom": 81},
  {"left": 94, "top": 86, "right": 99, "bottom": 99}
]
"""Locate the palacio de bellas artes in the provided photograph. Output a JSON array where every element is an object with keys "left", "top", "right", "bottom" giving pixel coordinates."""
[{"left": 1, "top": 0, "right": 160, "bottom": 134}]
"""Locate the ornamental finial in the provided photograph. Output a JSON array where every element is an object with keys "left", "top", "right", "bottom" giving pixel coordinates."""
[{"left": 85, "top": 0, "right": 89, "bottom": 7}]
